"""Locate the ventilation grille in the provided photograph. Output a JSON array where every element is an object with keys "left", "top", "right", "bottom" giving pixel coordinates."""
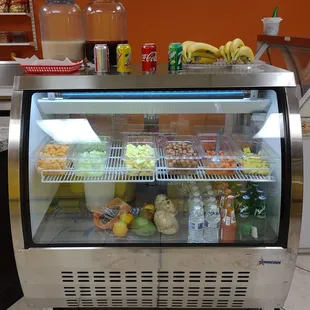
[
  {"left": 62, "top": 270, "right": 250, "bottom": 308},
  {"left": 66, "top": 299, "right": 245, "bottom": 308}
]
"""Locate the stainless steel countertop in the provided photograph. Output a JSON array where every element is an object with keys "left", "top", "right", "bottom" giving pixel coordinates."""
[
  {"left": 13, "top": 63, "right": 296, "bottom": 90},
  {"left": 0, "top": 61, "right": 23, "bottom": 99}
]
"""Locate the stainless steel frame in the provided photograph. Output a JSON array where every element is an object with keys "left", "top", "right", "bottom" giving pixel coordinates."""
[{"left": 9, "top": 65, "right": 302, "bottom": 309}]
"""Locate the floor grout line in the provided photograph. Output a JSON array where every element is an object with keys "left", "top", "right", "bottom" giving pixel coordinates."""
[{"left": 296, "top": 265, "right": 310, "bottom": 273}]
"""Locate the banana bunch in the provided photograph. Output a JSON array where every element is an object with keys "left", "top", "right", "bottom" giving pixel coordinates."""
[
  {"left": 219, "top": 38, "right": 254, "bottom": 64},
  {"left": 182, "top": 41, "right": 220, "bottom": 65}
]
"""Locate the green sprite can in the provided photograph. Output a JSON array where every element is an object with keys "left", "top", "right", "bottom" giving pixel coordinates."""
[{"left": 168, "top": 42, "right": 183, "bottom": 72}]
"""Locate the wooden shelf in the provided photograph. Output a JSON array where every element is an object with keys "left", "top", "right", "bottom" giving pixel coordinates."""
[
  {"left": 0, "top": 42, "right": 33, "bottom": 46},
  {"left": 0, "top": 0, "right": 38, "bottom": 50},
  {"left": 0, "top": 12, "right": 30, "bottom": 16}
]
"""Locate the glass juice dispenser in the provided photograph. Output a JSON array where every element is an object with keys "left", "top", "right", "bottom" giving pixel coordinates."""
[
  {"left": 84, "top": 0, "right": 128, "bottom": 66},
  {"left": 39, "top": 0, "right": 84, "bottom": 61}
]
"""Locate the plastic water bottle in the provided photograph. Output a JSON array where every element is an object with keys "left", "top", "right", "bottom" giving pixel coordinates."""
[
  {"left": 188, "top": 191, "right": 201, "bottom": 212},
  {"left": 204, "top": 204, "right": 220, "bottom": 243},
  {"left": 202, "top": 194, "right": 216, "bottom": 212},
  {"left": 203, "top": 184, "right": 213, "bottom": 194},
  {"left": 190, "top": 185, "right": 200, "bottom": 194},
  {"left": 188, "top": 198, "right": 204, "bottom": 243}
]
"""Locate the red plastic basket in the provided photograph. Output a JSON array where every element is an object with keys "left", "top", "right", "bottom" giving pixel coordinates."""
[{"left": 20, "top": 61, "right": 83, "bottom": 74}]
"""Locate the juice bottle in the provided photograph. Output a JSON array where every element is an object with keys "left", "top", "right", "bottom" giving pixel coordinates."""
[
  {"left": 220, "top": 195, "right": 236, "bottom": 243},
  {"left": 219, "top": 189, "right": 232, "bottom": 217}
]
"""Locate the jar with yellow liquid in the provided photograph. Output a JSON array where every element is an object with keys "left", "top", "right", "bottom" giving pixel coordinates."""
[{"left": 115, "top": 182, "right": 136, "bottom": 202}]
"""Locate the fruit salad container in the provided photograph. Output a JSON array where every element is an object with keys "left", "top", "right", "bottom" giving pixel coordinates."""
[
  {"left": 232, "top": 134, "right": 279, "bottom": 176},
  {"left": 198, "top": 133, "right": 241, "bottom": 175},
  {"left": 71, "top": 136, "right": 112, "bottom": 177},
  {"left": 162, "top": 135, "right": 204, "bottom": 175},
  {"left": 122, "top": 135, "right": 159, "bottom": 177},
  {"left": 32, "top": 138, "right": 73, "bottom": 177}
]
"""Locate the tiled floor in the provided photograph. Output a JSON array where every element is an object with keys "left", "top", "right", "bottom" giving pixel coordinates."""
[
  {"left": 282, "top": 254, "right": 310, "bottom": 310},
  {"left": 9, "top": 254, "right": 310, "bottom": 310}
]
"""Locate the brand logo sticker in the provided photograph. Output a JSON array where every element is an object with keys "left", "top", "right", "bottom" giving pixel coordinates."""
[{"left": 257, "top": 257, "right": 281, "bottom": 266}]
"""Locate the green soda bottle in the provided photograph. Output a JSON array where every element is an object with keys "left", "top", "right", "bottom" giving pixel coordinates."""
[
  {"left": 238, "top": 194, "right": 252, "bottom": 241},
  {"left": 252, "top": 195, "right": 266, "bottom": 237}
]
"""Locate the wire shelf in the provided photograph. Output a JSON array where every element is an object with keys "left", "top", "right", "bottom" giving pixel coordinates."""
[
  {"left": 39, "top": 141, "right": 276, "bottom": 183},
  {"left": 156, "top": 151, "right": 275, "bottom": 182},
  {"left": 40, "top": 141, "right": 155, "bottom": 183}
]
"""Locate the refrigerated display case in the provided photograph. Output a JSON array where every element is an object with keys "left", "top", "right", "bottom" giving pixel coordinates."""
[
  {"left": 255, "top": 36, "right": 309, "bottom": 250},
  {"left": 9, "top": 64, "right": 302, "bottom": 309}
]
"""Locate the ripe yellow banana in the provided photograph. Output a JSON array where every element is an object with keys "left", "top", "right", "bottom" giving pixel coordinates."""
[
  {"left": 240, "top": 56, "right": 249, "bottom": 64},
  {"left": 182, "top": 40, "right": 196, "bottom": 63},
  {"left": 233, "top": 46, "right": 254, "bottom": 63},
  {"left": 229, "top": 38, "right": 245, "bottom": 59},
  {"left": 224, "top": 41, "right": 232, "bottom": 63},
  {"left": 191, "top": 51, "right": 217, "bottom": 60},
  {"left": 190, "top": 56, "right": 216, "bottom": 64},
  {"left": 219, "top": 45, "right": 227, "bottom": 61},
  {"left": 187, "top": 42, "right": 220, "bottom": 59}
]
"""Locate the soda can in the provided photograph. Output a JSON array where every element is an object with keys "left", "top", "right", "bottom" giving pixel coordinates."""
[
  {"left": 117, "top": 43, "right": 132, "bottom": 74},
  {"left": 168, "top": 42, "right": 183, "bottom": 72},
  {"left": 94, "top": 44, "right": 110, "bottom": 74},
  {"left": 142, "top": 43, "right": 157, "bottom": 74}
]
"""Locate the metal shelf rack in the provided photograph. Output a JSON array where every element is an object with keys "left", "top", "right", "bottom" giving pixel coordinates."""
[
  {"left": 38, "top": 141, "right": 276, "bottom": 184},
  {"left": 0, "top": 0, "right": 38, "bottom": 51}
]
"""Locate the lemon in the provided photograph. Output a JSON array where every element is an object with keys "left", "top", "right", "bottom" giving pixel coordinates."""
[
  {"left": 120, "top": 213, "right": 134, "bottom": 225},
  {"left": 144, "top": 204, "right": 155, "bottom": 212},
  {"left": 113, "top": 221, "right": 128, "bottom": 238}
]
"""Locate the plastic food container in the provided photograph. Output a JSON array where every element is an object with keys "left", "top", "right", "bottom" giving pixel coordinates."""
[
  {"left": 232, "top": 134, "right": 279, "bottom": 175},
  {"left": 72, "top": 136, "right": 112, "bottom": 177},
  {"left": 262, "top": 17, "right": 282, "bottom": 36},
  {"left": 199, "top": 133, "right": 241, "bottom": 175},
  {"left": 162, "top": 135, "right": 204, "bottom": 175},
  {"left": 122, "top": 135, "right": 158, "bottom": 177},
  {"left": 34, "top": 141, "right": 72, "bottom": 176},
  {"left": 20, "top": 61, "right": 83, "bottom": 75}
]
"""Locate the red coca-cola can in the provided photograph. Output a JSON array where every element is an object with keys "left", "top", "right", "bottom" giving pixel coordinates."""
[{"left": 142, "top": 43, "right": 157, "bottom": 74}]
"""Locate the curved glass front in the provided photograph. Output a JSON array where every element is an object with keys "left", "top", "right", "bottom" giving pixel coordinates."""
[{"left": 25, "top": 89, "right": 286, "bottom": 247}]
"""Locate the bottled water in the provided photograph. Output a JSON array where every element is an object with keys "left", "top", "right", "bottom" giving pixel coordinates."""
[
  {"left": 188, "top": 191, "right": 201, "bottom": 212},
  {"left": 202, "top": 194, "right": 216, "bottom": 211},
  {"left": 203, "top": 184, "right": 213, "bottom": 194},
  {"left": 204, "top": 204, "right": 220, "bottom": 243},
  {"left": 190, "top": 185, "right": 200, "bottom": 194},
  {"left": 206, "top": 197, "right": 217, "bottom": 209},
  {"left": 188, "top": 198, "right": 204, "bottom": 243}
]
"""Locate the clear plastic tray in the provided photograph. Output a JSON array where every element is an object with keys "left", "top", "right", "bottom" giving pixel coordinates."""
[
  {"left": 71, "top": 136, "right": 112, "bottom": 177},
  {"left": 32, "top": 139, "right": 72, "bottom": 176},
  {"left": 232, "top": 134, "right": 279, "bottom": 175},
  {"left": 198, "top": 132, "right": 241, "bottom": 175},
  {"left": 162, "top": 135, "right": 204, "bottom": 175},
  {"left": 122, "top": 135, "right": 158, "bottom": 177}
]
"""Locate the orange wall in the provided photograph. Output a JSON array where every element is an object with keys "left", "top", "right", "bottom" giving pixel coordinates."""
[{"left": 0, "top": 0, "right": 309, "bottom": 62}]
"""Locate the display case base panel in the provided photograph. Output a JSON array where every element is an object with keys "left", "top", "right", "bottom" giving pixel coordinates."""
[{"left": 17, "top": 247, "right": 296, "bottom": 309}]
